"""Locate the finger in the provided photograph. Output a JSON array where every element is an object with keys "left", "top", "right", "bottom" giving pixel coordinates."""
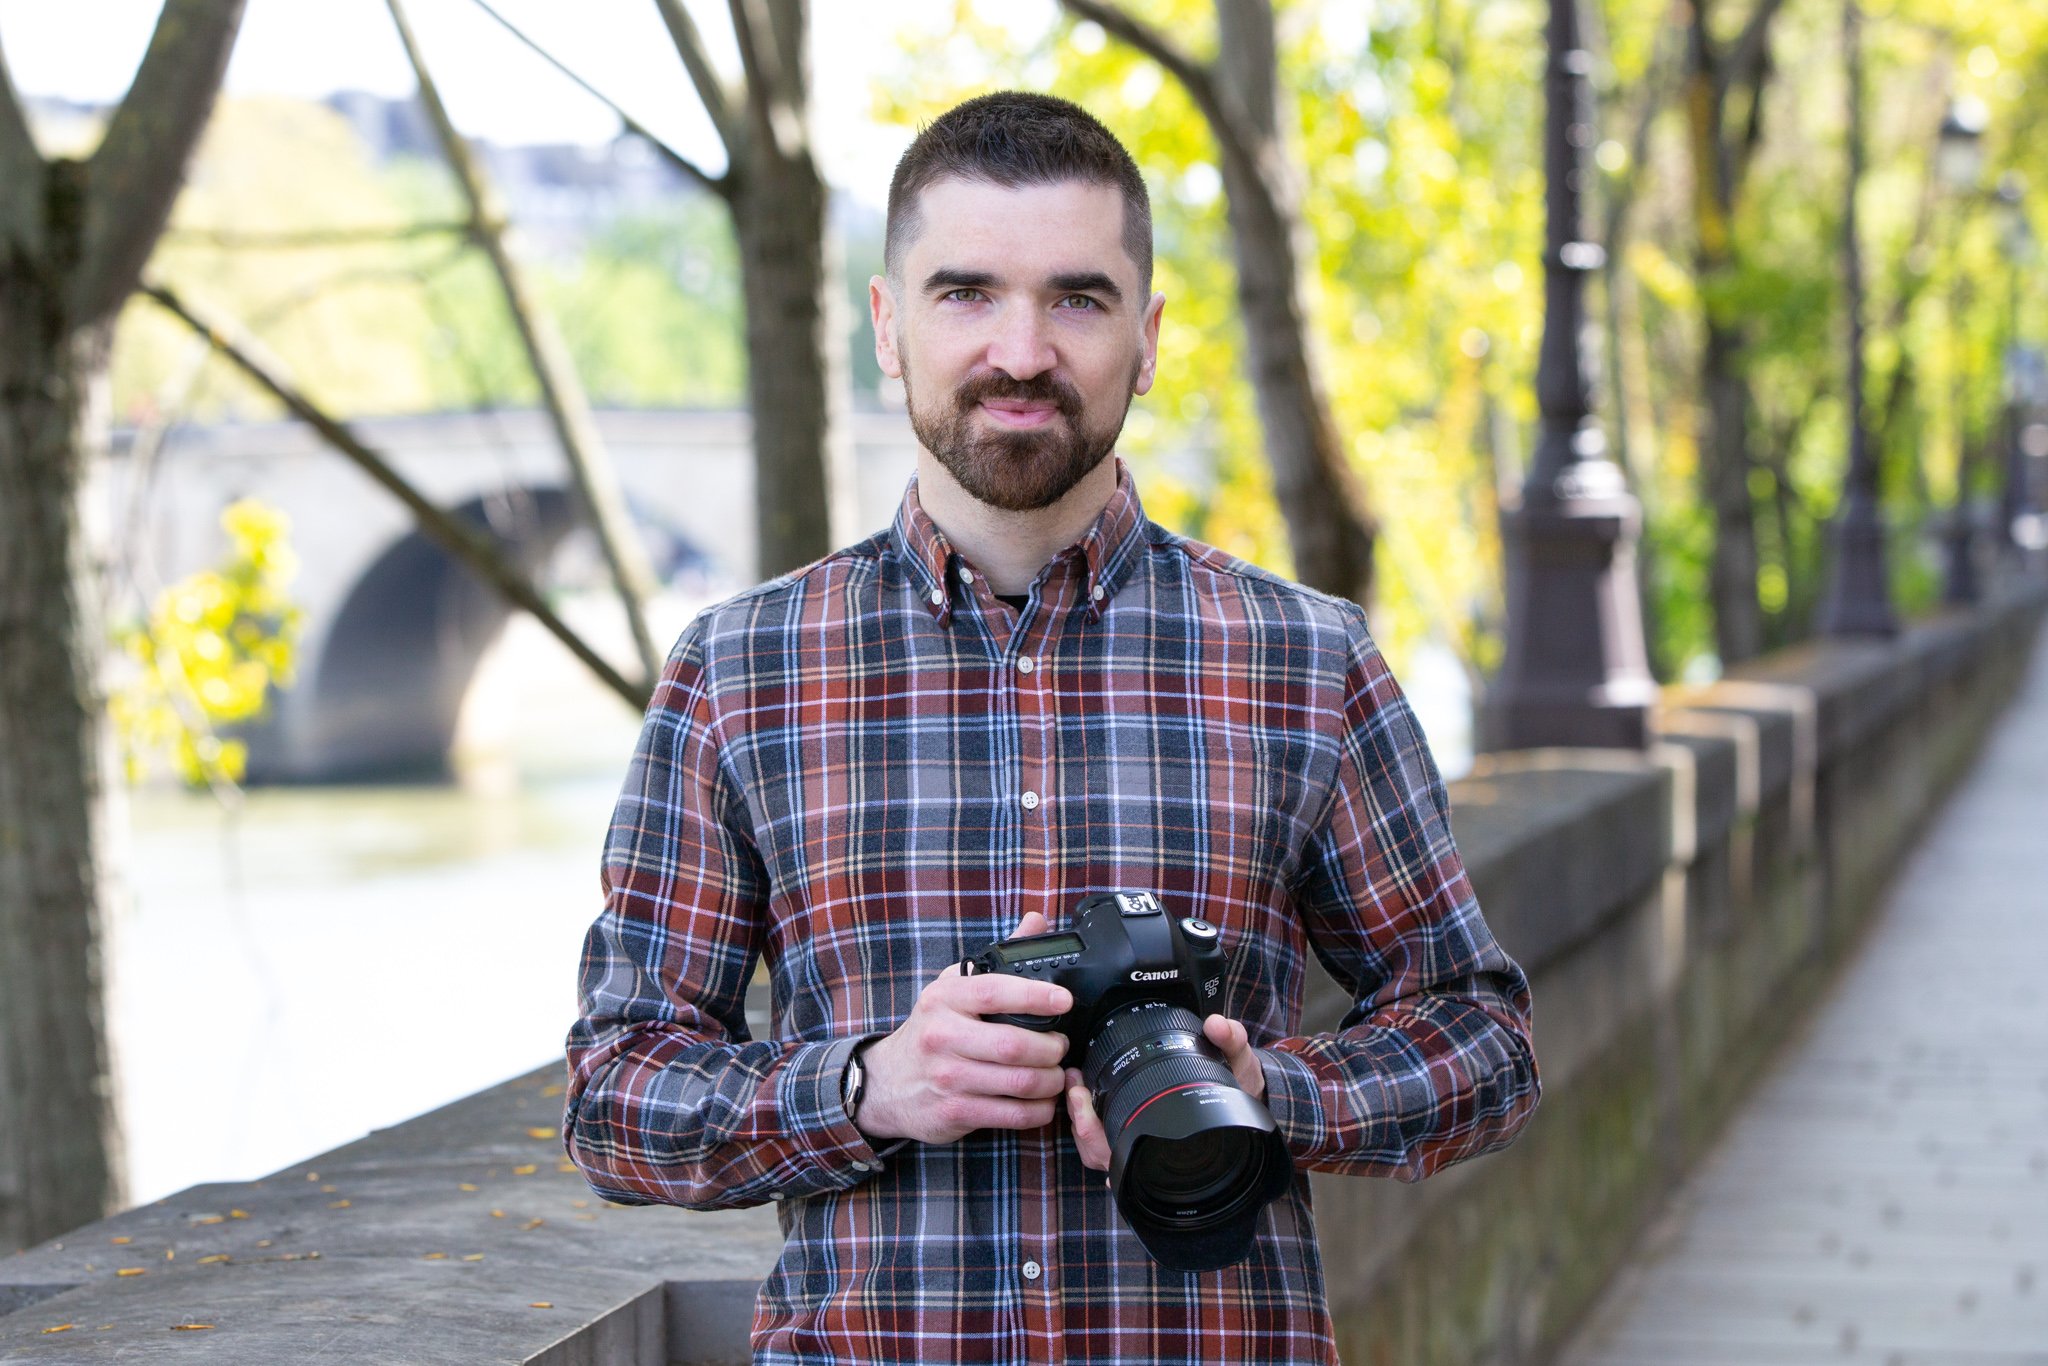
[
  {"left": 930, "top": 1057, "right": 1069, "bottom": 1102},
  {"left": 945, "top": 967, "right": 1073, "bottom": 1022},
  {"left": 946, "top": 1018, "right": 1071, "bottom": 1069},
  {"left": 1205, "top": 1014, "right": 1265, "bottom": 1098},
  {"left": 1066, "top": 1074, "right": 1112, "bottom": 1171},
  {"left": 1202, "top": 1013, "right": 1242, "bottom": 1055},
  {"left": 937, "top": 1094, "right": 1060, "bottom": 1134},
  {"left": 1010, "top": 910, "right": 1051, "bottom": 939}
]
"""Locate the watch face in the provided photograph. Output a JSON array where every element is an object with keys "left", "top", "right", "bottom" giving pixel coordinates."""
[{"left": 844, "top": 1051, "right": 864, "bottom": 1114}]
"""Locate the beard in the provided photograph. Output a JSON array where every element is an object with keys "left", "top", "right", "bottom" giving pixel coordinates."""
[{"left": 903, "top": 359, "right": 1139, "bottom": 513}]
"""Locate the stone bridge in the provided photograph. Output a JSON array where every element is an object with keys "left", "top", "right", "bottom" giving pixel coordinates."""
[{"left": 114, "top": 408, "right": 922, "bottom": 782}]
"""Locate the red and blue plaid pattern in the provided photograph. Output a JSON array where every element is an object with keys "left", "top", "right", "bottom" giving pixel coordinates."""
[{"left": 566, "top": 464, "right": 1538, "bottom": 1364}]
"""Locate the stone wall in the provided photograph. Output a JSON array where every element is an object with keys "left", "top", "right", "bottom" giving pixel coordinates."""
[
  {"left": 3, "top": 583, "right": 2041, "bottom": 1364},
  {"left": 1309, "top": 583, "right": 2048, "bottom": 1364}
]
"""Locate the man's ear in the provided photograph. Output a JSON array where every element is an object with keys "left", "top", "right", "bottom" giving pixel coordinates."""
[
  {"left": 870, "top": 276, "right": 902, "bottom": 379},
  {"left": 1134, "top": 290, "right": 1165, "bottom": 397}
]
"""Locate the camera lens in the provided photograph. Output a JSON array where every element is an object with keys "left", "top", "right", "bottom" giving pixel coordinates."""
[
  {"left": 1082, "top": 1001, "right": 1292, "bottom": 1272},
  {"left": 1138, "top": 1128, "right": 1247, "bottom": 1204}
]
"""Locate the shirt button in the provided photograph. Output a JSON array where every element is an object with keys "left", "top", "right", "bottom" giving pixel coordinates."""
[
  {"left": 1021, "top": 1259, "right": 1042, "bottom": 1282},
  {"left": 769, "top": 1191, "right": 785, "bottom": 1201},
  {"left": 1090, "top": 585, "right": 1105, "bottom": 602},
  {"left": 1020, "top": 790, "right": 1040, "bottom": 812},
  {"left": 1017, "top": 656, "right": 1037, "bottom": 675},
  {"left": 852, "top": 1160, "right": 875, "bottom": 1172},
  {"left": 959, "top": 567, "right": 975, "bottom": 584},
  {"left": 928, "top": 588, "right": 945, "bottom": 607}
]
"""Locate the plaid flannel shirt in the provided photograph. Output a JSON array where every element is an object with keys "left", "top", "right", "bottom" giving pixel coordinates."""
[{"left": 566, "top": 464, "right": 1538, "bottom": 1365}]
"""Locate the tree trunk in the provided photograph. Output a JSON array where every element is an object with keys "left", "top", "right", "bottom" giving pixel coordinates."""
[
  {"left": 0, "top": 242, "right": 126, "bottom": 1251},
  {"left": 0, "top": 0, "right": 243, "bottom": 1250},
  {"left": 1212, "top": 0, "right": 1376, "bottom": 607},
  {"left": 1701, "top": 319, "right": 1762, "bottom": 664},
  {"left": 733, "top": 128, "right": 854, "bottom": 578}
]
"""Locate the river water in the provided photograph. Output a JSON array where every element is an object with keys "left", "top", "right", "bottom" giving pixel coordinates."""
[{"left": 114, "top": 591, "right": 1473, "bottom": 1208}]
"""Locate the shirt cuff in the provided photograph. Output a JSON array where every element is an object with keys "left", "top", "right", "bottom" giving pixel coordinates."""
[
  {"left": 780, "top": 1034, "right": 903, "bottom": 1177},
  {"left": 1256, "top": 1046, "right": 1328, "bottom": 1160}
]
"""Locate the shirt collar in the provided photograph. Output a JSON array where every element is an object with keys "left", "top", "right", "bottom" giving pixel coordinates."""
[{"left": 892, "top": 457, "right": 1151, "bottom": 625}]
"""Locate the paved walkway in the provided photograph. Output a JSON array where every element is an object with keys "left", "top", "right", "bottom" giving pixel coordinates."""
[{"left": 1562, "top": 631, "right": 2048, "bottom": 1366}]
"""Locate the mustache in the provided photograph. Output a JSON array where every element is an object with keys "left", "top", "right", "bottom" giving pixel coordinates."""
[{"left": 953, "top": 370, "right": 1083, "bottom": 417}]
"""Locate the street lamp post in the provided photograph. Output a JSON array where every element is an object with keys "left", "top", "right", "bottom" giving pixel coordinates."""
[
  {"left": 1994, "top": 173, "right": 2035, "bottom": 568},
  {"left": 1936, "top": 96, "right": 1987, "bottom": 607},
  {"left": 1817, "top": 0, "right": 1899, "bottom": 638},
  {"left": 1490, "top": 0, "right": 1655, "bottom": 750}
]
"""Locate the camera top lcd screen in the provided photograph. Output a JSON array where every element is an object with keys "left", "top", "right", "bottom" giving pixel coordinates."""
[{"left": 993, "top": 933, "right": 1085, "bottom": 964}]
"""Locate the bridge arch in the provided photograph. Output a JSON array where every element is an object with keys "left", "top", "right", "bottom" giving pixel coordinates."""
[{"left": 244, "top": 486, "right": 606, "bottom": 783}]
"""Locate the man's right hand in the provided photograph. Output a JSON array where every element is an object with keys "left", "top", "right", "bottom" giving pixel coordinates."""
[{"left": 853, "top": 911, "right": 1073, "bottom": 1145}]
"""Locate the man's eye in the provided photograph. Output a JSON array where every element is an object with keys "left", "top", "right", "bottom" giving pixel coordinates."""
[
  {"left": 1059, "top": 295, "right": 1101, "bottom": 311},
  {"left": 943, "top": 288, "right": 986, "bottom": 303}
]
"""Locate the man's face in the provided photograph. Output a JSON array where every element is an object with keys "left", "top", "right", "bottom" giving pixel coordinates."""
[{"left": 871, "top": 178, "right": 1164, "bottom": 512}]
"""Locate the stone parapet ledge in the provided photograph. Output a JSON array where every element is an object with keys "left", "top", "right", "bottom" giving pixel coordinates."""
[
  {"left": 0, "top": 1068, "right": 782, "bottom": 1363},
  {"left": 5, "top": 580, "right": 2044, "bottom": 1364}
]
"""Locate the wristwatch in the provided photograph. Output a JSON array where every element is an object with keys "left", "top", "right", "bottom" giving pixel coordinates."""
[{"left": 841, "top": 1040, "right": 872, "bottom": 1125}]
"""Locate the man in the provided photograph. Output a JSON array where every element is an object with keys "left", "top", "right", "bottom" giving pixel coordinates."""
[{"left": 565, "top": 92, "right": 1538, "bottom": 1364}]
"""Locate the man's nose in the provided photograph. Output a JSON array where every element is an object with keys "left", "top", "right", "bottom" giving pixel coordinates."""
[{"left": 984, "top": 304, "right": 1057, "bottom": 381}]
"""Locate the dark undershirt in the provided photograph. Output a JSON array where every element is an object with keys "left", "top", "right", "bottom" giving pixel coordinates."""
[{"left": 996, "top": 593, "right": 1029, "bottom": 612}]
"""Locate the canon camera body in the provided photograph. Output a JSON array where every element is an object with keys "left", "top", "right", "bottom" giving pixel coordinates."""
[{"left": 966, "top": 891, "right": 1293, "bottom": 1273}]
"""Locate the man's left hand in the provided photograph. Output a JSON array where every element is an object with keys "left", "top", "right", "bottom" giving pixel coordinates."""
[{"left": 1064, "top": 1014, "right": 1266, "bottom": 1173}]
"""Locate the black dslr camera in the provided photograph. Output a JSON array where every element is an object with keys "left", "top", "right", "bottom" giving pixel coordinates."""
[{"left": 966, "top": 891, "right": 1292, "bottom": 1273}]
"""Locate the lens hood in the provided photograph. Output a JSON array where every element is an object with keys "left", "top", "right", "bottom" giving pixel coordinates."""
[
  {"left": 1105, "top": 1079, "right": 1292, "bottom": 1272},
  {"left": 1083, "top": 1001, "right": 1294, "bottom": 1273}
]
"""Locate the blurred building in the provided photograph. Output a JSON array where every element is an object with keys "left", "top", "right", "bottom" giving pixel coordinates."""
[{"left": 322, "top": 89, "right": 701, "bottom": 263}]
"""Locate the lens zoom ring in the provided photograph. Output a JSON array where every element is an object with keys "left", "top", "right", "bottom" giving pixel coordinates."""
[
  {"left": 1100, "top": 1049, "right": 1242, "bottom": 1138},
  {"left": 1089, "top": 1001, "right": 1207, "bottom": 1061}
]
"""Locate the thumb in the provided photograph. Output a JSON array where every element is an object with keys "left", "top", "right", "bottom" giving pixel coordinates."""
[{"left": 1011, "top": 910, "right": 1051, "bottom": 939}]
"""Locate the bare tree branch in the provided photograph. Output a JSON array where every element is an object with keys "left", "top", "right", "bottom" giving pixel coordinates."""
[
  {"left": 163, "top": 221, "right": 471, "bottom": 250},
  {"left": 764, "top": 0, "right": 807, "bottom": 111},
  {"left": 1213, "top": 0, "right": 1276, "bottom": 140},
  {"left": 654, "top": 0, "right": 740, "bottom": 158},
  {"left": 387, "top": 0, "right": 663, "bottom": 689},
  {"left": 1601, "top": 0, "right": 1687, "bottom": 257},
  {"left": 725, "top": 0, "right": 783, "bottom": 150},
  {"left": 743, "top": 0, "right": 811, "bottom": 161},
  {"left": 466, "top": 0, "right": 729, "bottom": 198},
  {"left": 0, "top": 30, "right": 47, "bottom": 257},
  {"left": 1712, "top": 0, "right": 1790, "bottom": 115},
  {"left": 245, "top": 242, "right": 469, "bottom": 332},
  {"left": 142, "top": 281, "right": 652, "bottom": 711},
  {"left": 73, "top": 0, "right": 245, "bottom": 328},
  {"left": 1058, "top": 0, "right": 1255, "bottom": 172}
]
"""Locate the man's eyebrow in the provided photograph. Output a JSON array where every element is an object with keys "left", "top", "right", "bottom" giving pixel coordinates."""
[
  {"left": 920, "top": 267, "right": 1126, "bottom": 303},
  {"left": 1048, "top": 271, "right": 1123, "bottom": 302},
  {"left": 923, "top": 268, "right": 999, "bottom": 294}
]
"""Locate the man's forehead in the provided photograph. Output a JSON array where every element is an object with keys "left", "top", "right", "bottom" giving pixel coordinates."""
[{"left": 902, "top": 177, "right": 1137, "bottom": 280}]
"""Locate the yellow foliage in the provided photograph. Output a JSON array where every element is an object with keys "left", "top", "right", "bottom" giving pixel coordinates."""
[{"left": 110, "top": 499, "right": 303, "bottom": 789}]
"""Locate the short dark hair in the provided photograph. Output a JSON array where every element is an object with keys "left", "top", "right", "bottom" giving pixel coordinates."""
[{"left": 884, "top": 91, "right": 1152, "bottom": 293}]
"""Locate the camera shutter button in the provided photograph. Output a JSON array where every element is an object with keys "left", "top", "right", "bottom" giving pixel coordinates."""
[{"left": 1180, "top": 917, "right": 1218, "bottom": 940}]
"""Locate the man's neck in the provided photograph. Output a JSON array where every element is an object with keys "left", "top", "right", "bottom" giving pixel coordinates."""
[{"left": 914, "top": 453, "right": 1120, "bottom": 597}]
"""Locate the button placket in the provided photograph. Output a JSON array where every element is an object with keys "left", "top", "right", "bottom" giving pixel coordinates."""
[{"left": 1010, "top": 590, "right": 1056, "bottom": 832}]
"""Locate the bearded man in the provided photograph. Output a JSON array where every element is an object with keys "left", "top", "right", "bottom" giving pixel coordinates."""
[{"left": 564, "top": 90, "right": 1539, "bottom": 1366}]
